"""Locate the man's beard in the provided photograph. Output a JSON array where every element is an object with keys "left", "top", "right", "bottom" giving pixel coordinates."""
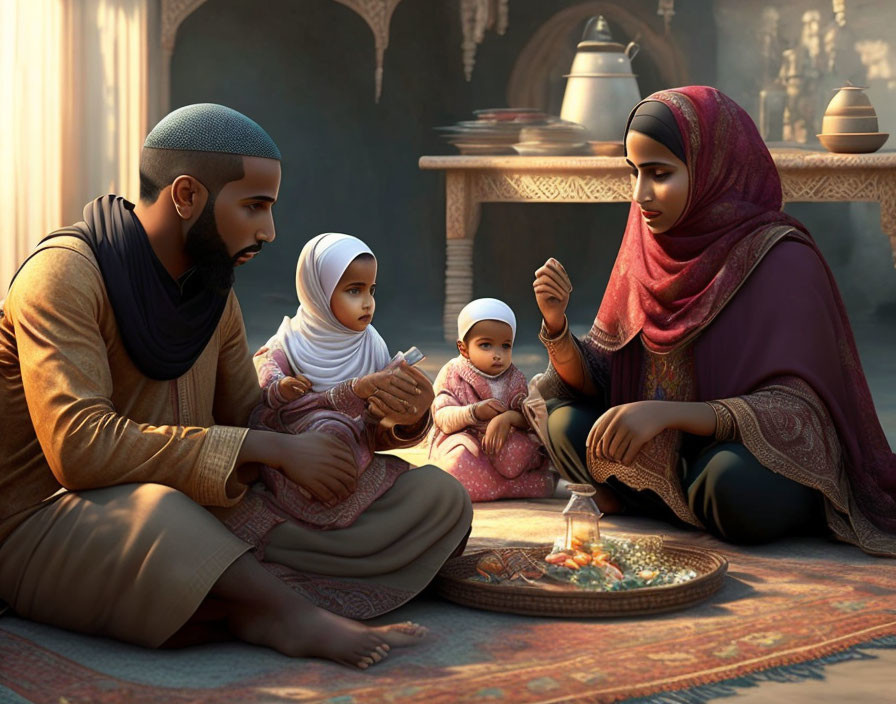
[{"left": 184, "top": 199, "right": 235, "bottom": 296}]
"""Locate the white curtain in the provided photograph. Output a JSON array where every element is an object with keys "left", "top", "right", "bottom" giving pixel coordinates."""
[
  {"left": 1, "top": 0, "right": 151, "bottom": 292},
  {"left": 0, "top": 0, "right": 64, "bottom": 293}
]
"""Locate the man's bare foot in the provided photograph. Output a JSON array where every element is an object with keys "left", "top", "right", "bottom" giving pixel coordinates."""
[
  {"left": 204, "top": 553, "right": 430, "bottom": 669},
  {"left": 372, "top": 621, "right": 429, "bottom": 648},
  {"left": 229, "top": 599, "right": 430, "bottom": 669}
]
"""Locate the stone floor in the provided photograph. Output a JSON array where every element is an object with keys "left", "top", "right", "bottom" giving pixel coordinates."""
[{"left": 4, "top": 496, "right": 892, "bottom": 703}]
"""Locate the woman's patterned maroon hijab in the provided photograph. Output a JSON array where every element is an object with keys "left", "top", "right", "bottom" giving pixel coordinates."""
[{"left": 592, "top": 86, "right": 808, "bottom": 353}]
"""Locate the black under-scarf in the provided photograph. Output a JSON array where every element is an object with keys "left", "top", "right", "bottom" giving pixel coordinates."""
[
  {"left": 19, "top": 195, "right": 229, "bottom": 380},
  {"left": 625, "top": 100, "right": 687, "bottom": 163}
]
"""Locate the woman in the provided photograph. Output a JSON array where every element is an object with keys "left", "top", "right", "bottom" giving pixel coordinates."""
[{"left": 532, "top": 86, "right": 896, "bottom": 555}]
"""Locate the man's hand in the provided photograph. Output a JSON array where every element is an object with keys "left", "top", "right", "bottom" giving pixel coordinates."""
[
  {"left": 271, "top": 432, "right": 358, "bottom": 505},
  {"left": 472, "top": 398, "right": 507, "bottom": 422},
  {"left": 278, "top": 374, "right": 312, "bottom": 401},
  {"left": 366, "top": 363, "right": 434, "bottom": 428},
  {"left": 533, "top": 257, "right": 573, "bottom": 335}
]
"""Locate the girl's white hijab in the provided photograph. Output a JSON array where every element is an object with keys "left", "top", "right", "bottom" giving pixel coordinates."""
[{"left": 273, "top": 233, "right": 390, "bottom": 391}]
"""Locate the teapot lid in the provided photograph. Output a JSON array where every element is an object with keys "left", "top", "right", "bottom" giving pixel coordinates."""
[
  {"left": 582, "top": 16, "right": 613, "bottom": 42},
  {"left": 577, "top": 15, "right": 627, "bottom": 52},
  {"left": 577, "top": 40, "right": 628, "bottom": 52}
]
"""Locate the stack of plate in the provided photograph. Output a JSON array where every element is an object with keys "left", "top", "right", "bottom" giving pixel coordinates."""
[
  {"left": 436, "top": 108, "right": 550, "bottom": 155},
  {"left": 513, "top": 120, "right": 589, "bottom": 156}
]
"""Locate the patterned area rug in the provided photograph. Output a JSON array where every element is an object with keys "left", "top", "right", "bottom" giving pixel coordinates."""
[{"left": 2, "top": 500, "right": 895, "bottom": 704}]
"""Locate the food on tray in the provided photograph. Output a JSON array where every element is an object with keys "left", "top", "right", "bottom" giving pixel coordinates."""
[
  {"left": 474, "top": 549, "right": 547, "bottom": 583},
  {"left": 469, "top": 536, "right": 698, "bottom": 592}
]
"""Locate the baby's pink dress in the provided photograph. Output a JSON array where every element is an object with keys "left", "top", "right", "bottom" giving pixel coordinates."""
[
  {"left": 223, "top": 342, "right": 426, "bottom": 553},
  {"left": 429, "top": 356, "right": 554, "bottom": 501}
]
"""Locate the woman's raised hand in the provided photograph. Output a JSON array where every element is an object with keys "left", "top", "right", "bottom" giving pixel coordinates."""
[{"left": 533, "top": 257, "right": 573, "bottom": 335}]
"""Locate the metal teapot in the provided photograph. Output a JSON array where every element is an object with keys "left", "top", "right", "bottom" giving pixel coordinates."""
[{"left": 560, "top": 16, "right": 642, "bottom": 143}]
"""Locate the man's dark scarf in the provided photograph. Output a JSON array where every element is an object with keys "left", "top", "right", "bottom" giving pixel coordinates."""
[{"left": 14, "top": 195, "right": 229, "bottom": 380}]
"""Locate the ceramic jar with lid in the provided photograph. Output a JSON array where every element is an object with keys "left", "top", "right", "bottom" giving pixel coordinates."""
[{"left": 818, "top": 84, "right": 889, "bottom": 153}]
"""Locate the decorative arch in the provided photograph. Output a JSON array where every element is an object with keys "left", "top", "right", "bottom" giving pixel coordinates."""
[
  {"left": 332, "top": 0, "right": 404, "bottom": 101},
  {"left": 160, "top": 0, "right": 209, "bottom": 112},
  {"left": 159, "top": 0, "right": 404, "bottom": 106},
  {"left": 507, "top": 2, "right": 689, "bottom": 113},
  {"left": 161, "top": 0, "right": 208, "bottom": 53}
]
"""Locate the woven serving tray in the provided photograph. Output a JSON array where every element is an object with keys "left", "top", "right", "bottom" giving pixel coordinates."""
[{"left": 435, "top": 542, "right": 728, "bottom": 618}]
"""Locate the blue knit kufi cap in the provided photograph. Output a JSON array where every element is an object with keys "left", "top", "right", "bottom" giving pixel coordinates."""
[{"left": 144, "top": 103, "right": 281, "bottom": 159}]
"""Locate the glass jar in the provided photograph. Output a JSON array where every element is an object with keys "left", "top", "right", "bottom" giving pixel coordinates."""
[{"left": 562, "top": 483, "right": 603, "bottom": 550}]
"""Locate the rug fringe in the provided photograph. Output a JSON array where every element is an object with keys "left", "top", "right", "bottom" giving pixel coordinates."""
[{"left": 621, "top": 636, "right": 896, "bottom": 704}]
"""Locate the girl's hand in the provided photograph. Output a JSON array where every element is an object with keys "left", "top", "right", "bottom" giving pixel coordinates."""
[
  {"left": 353, "top": 366, "right": 420, "bottom": 401},
  {"left": 483, "top": 412, "right": 514, "bottom": 455},
  {"left": 278, "top": 374, "right": 312, "bottom": 401},
  {"left": 366, "top": 363, "right": 434, "bottom": 428},
  {"left": 473, "top": 398, "right": 507, "bottom": 422},
  {"left": 586, "top": 401, "right": 672, "bottom": 466},
  {"left": 533, "top": 258, "right": 573, "bottom": 335}
]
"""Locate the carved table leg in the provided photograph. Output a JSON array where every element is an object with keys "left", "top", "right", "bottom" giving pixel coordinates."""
[
  {"left": 878, "top": 172, "right": 896, "bottom": 269},
  {"left": 443, "top": 172, "right": 482, "bottom": 341}
]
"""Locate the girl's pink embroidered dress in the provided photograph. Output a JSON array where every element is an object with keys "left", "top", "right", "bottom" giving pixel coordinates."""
[{"left": 430, "top": 356, "right": 553, "bottom": 501}]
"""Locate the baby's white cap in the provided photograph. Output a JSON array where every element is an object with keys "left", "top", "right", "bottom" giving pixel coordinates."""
[{"left": 457, "top": 298, "right": 517, "bottom": 343}]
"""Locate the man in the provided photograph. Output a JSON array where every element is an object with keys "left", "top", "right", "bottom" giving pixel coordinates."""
[{"left": 0, "top": 104, "right": 472, "bottom": 670}]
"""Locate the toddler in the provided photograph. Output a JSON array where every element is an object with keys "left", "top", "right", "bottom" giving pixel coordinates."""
[
  {"left": 224, "top": 233, "right": 430, "bottom": 549},
  {"left": 429, "top": 298, "right": 554, "bottom": 501}
]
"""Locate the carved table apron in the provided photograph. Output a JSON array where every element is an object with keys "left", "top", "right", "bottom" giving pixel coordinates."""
[{"left": 419, "top": 150, "right": 896, "bottom": 341}]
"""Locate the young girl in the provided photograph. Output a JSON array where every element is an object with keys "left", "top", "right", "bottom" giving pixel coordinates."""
[
  {"left": 224, "top": 232, "right": 433, "bottom": 550},
  {"left": 428, "top": 297, "right": 555, "bottom": 501}
]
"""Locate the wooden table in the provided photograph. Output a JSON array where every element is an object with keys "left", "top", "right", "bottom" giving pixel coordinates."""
[{"left": 420, "top": 150, "right": 896, "bottom": 341}]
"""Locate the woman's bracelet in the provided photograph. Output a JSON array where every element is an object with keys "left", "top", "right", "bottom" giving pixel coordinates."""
[
  {"left": 538, "top": 316, "right": 570, "bottom": 355},
  {"left": 706, "top": 401, "right": 738, "bottom": 442}
]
